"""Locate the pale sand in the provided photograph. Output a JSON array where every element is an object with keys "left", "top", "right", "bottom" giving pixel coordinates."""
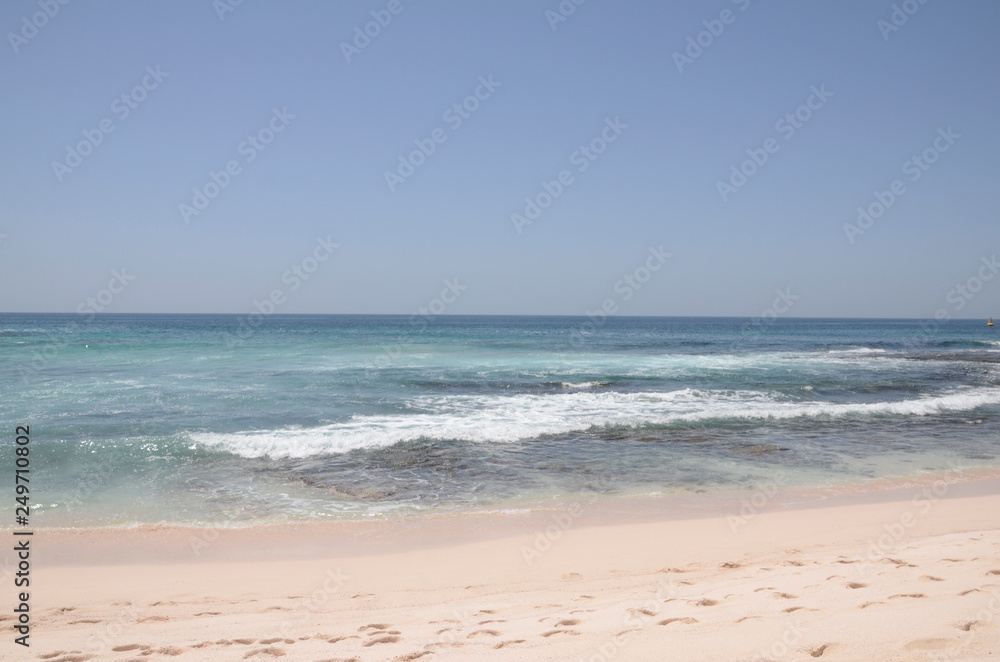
[{"left": 16, "top": 474, "right": 1000, "bottom": 661}]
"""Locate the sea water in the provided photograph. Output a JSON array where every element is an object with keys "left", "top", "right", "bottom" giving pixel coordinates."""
[{"left": 2, "top": 314, "right": 998, "bottom": 527}]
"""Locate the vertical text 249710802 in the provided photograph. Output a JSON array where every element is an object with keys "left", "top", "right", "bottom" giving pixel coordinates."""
[{"left": 13, "top": 426, "right": 32, "bottom": 648}]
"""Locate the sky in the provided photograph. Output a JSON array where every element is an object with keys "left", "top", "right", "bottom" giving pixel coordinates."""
[{"left": 1, "top": 0, "right": 998, "bottom": 318}]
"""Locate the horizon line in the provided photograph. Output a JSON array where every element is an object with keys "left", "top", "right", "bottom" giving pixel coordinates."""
[{"left": 0, "top": 312, "right": 995, "bottom": 322}]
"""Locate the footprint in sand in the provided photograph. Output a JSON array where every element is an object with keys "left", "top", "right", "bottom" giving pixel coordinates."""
[
  {"left": 494, "top": 640, "right": 527, "bottom": 648},
  {"left": 859, "top": 601, "right": 886, "bottom": 609},
  {"left": 880, "top": 558, "right": 916, "bottom": 567},
  {"left": 628, "top": 608, "right": 657, "bottom": 617},
  {"left": 358, "top": 624, "right": 391, "bottom": 632},
  {"left": 920, "top": 575, "right": 945, "bottom": 582},
  {"left": 808, "top": 643, "right": 837, "bottom": 657},
  {"left": 693, "top": 598, "right": 719, "bottom": 606},
  {"left": 845, "top": 582, "right": 867, "bottom": 589},
  {"left": 987, "top": 569, "right": 1000, "bottom": 576},
  {"left": 771, "top": 592, "right": 798, "bottom": 599},
  {"left": 960, "top": 620, "right": 987, "bottom": 632},
  {"left": 556, "top": 619, "right": 580, "bottom": 626},
  {"left": 397, "top": 653, "right": 431, "bottom": 661},
  {"left": 959, "top": 588, "right": 982, "bottom": 596},
  {"left": 111, "top": 644, "right": 151, "bottom": 652},
  {"left": 658, "top": 617, "right": 698, "bottom": 626},
  {"left": 541, "top": 629, "right": 580, "bottom": 637},
  {"left": 720, "top": 562, "right": 741, "bottom": 569},
  {"left": 242, "top": 647, "right": 287, "bottom": 658},
  {"left": 467, "top": 629, "right": 501, "bottom": 638},
  {"left": 888, "top": 593, "right": 926, "bottom": 599},
  {"left": 157, "top": 647, "right": 184, "bottom": 656},
  {"left": 363, "top": 636, "right": 400, "bottom": 646}
]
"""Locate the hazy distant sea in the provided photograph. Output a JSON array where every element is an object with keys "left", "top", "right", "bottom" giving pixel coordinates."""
[{"left": 2, "top": 314, "right": 999, "bottom": 527}]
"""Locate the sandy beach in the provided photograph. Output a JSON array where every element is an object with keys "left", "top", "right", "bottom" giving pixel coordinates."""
[
  {"left": 14, "top": 473, "right": 1000, "bottom": 662},
  {"left": 6, "top": 0, "right": 999, "bottom": 659}
]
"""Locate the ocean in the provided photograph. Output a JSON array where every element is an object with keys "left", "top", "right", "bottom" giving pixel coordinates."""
[{"left": 2, "top": 313, "right": 999, "bottom": 528}]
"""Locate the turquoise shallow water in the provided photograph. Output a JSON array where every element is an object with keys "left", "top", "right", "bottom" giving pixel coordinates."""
[{"left": 2, "top": 314, "right": 999, "bottom": 527}]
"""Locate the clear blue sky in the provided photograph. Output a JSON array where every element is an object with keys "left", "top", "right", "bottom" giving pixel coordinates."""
[{"left": 2, "top": 0, "right": 998, "bottom": 318}]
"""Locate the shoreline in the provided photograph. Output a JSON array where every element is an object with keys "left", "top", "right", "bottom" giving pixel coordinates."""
[
  {"left": 27, "top": 465, "right": 1000, "bottom": 567},
  {"left": 24, "top": 465, "right": 1000, "bottom": 660}
]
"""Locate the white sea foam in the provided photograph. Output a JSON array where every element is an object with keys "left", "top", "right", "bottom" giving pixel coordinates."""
[
  {"left": 827, "top": 347, "right": 887, "bottom": 355},
  {"left": 190, "top": 387, "right": 1000, "bottom": 459}
]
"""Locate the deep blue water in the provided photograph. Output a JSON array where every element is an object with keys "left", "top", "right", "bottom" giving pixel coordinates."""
[{"left": 2, "top": 314, "right": 999, "bottom": 526}]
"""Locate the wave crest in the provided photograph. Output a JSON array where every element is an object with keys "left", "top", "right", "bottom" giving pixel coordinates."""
[{"left": 189, "top": 387, "right": 1000, "bottom": 459}]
